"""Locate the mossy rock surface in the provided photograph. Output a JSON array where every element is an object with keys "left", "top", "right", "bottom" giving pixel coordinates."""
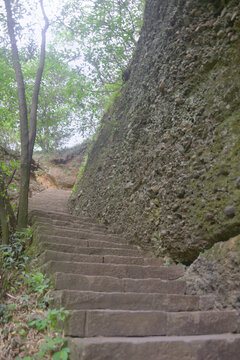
[{"left": 71, "top": 0, "right": 240, "bottom": 263}]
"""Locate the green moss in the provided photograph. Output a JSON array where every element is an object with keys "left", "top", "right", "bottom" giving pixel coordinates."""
[{"left": 189, "top": 110, "right": 240, "bottom": 253}]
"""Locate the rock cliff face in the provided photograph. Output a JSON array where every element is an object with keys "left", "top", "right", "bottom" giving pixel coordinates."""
[
  {"left": 185, "top": 236, "right": 240, "bottom": 309},
  {"left": 71, "top": 0, "right": 240, "bottom": 264}
]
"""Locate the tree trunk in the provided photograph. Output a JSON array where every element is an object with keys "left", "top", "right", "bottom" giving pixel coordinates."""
[
  {"left": 5, "top": 193, "right": 16, "bottom": 231},
  {"left": 29, "top": 0, "right": 49, "bottom": 160},
  {"left": 4, "top": 170, "right": 17, "bottom": 231},
  {"left": 4, "top": 0, "right": 49, "bottom": 230},
  {"left": 4, "top": 0, "right": 30, "bottom": 229},
  {"left": 0, "top": 180, "right": 9, "bottom": 245}
]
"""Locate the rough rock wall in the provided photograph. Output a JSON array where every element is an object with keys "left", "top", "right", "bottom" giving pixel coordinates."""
[
  {"left": 185, "top": 236, "right": 240, "bottom": 309},
  {"left": 71, "top": 0, "right": 240, "bottom": 264}
]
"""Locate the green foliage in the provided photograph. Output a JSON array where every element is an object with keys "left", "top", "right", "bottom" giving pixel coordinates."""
[
  {"left": 38, "top": 336, "right": 69, "bottom": 360},
  {"left": 0, "top": 225, "right": 70, "bottom": 359},
  {"left": 55, "top": 0, "right": 144, "bottom": 133},
  {"left": 0, "top": 49, "right": 19, "bottom": 147},
  {"left": 59, "top": 0, "right": 144, "bottom": 83},
  {"left": 0, "top": 228, "right": 33, "bottom": 296},
  {"left": 0, "top": 228, "right": 33, "bottom": 270},
  {"left": 28, "top": 307, "right": 69, "bottom": 332},
  {"left": 0, "top": 155, "right": 19, "bottom": 196},
  {"left": 103, "top": 80, "right": 123, "bottom": 113},
  {"left": 0, "top": 47, "right": 90, "bottom": 151},
  {"left": 24, "top": 272, "right": 51, "bottom": 294},
  {"left": 24, "top": 50, "right": 91, "bottom": 150},
  {"left": 15, "top": 336, "right": 70, "bottom": 360},
  {"left": 0, "top": 0, "right": 144, "bottom": 151},
  {"left": 77, "top": 155, "right": 88, "bottom": 179},
  {"left": 0, "top": 303, "right": 16, "bottom": 323}
]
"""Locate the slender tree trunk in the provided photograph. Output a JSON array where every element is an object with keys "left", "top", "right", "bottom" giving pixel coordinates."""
[
  {"left": 0, "top": 180, "right": 9, "bottom": 245},
  {"left": 4, "top": 0, "right": 49, "bottom": 230},
  {"left": 5, "top": 193, "right": 16, "bottom": 230},
  {"left": 4, "top": 170, "right": 17, "bottom": 230},
  {"left": 4, "top": 0, "right": 30, "bottom": 229},
  {"left": 29, "top": 0, "right": 49, "bottom": 160}
]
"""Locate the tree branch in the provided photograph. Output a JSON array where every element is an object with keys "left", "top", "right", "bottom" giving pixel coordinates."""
[
  {"left": 6, "top": 169, "right": 16, "bottom": 188},
  {"left": 28, "top": 0, "right": 49, "bottom": 161}
]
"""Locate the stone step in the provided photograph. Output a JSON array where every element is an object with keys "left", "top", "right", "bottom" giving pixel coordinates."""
[
  {"left": 29, "top": 210, "right": 104, "bottom": 227},
  {"left": 65, "top": 310, "right": 238, "bottom": 337},
  {"left": 35, "top": 224, "right": 127, "bottom": 244},
  {"left": 33, "top": 218, "right": 107, "bottom": 234},
  {"left": 32, "top": 218, "right": 108, "bottom": 237},
  {"left": 53, "top": 290, "right": 199, "bottom": 312},
  {"left": 40, "top": 242, "right": 141, "bottom": 257},
  {"left": 44, "top": 260, "right": 185, "bottom": 280},
  {"left": 54, "top": 272, "right": 186, "bottom": 294},
  {"left": 68, "top": 334, "right": 240, "bottom": 360},
  {"left": 38, "top": 234, "right": 136, "bottom": 250},
  {"left": 41, "top": 250, "right": 165, "bottom": 266}
]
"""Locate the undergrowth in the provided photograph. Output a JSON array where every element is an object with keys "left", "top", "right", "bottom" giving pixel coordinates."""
[{"left": 0, "top": 228, "right": 70, "bottom": 360}]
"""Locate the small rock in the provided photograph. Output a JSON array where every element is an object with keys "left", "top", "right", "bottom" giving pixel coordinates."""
[
  {"left": 172, "top": 204, "right": 180, "bottom": 212},
  {"left": 154, "top": 198, "right": 160, "bottom": 207},
  {"left": 217, "top": 30, "right": 225, "bottom": 38},
  {"left": 218, "top": 165, "right": 230, "bottom": 176},
  {"left": 230, "top": 34, "right": 239, "bottom": 42},
  {"left": 183, "top": 16, "right": 190, "bottom": 26},
  {"left": 124, "top": 182, "right": 134, "bottom": 190},
  {"left": 205, "top": 212, "right": 215, "bottom": 222},
  {"left": 221, "top": 7, "right": 227, "bottom": 18},
  {"left": 176, "top": 144, "right": 185, "bottom": 154},
  {"left": 177, "top": 189, "right": 185, "bottom": 199},
  {"left": 151, "top": 185, "right": 159, "bottom": 194},
  {"left": 231, "top": 12, "right": 238, "bottom": 22},
  {"left": 193, "top": 9, "right": 202, "bottom": 17},
  {"left": 175, "top": 97, "right": 185, "bottom": 105},
  {"left": 236, "top": 178, "right": 240, "bottom": 189},
  {"left": 159, "top": 81, "right": 165, "bottom": 94},
  {"left": 224, "top": 206, "right": 235, "bottom": 218}
]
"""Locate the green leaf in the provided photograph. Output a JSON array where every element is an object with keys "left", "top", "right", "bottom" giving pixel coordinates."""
[{"left": 52, "top": 347, "right": 70, "bottom": 360}]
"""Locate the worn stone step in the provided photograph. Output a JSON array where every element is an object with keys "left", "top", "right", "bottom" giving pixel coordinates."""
[
  {"left": 41, "top": 250, "right": 165, "bottom": 266},
  {"left": 104, "top": 255, "right": 165, "bottom": 266},
  {"left": 35, "top": 224, "right": 128, "bottom": 245},
  {"left": 53, "top": 290, "right": 199, "bottom": 312},
  {"left": 31, "top": 216, "right": 108, "bottom": 232},
  {"left": 40, "top": 250, "right": 103, "bottom": 265},
  {"left": 68, "top": 334, "right": 240, "bottom": 360},
  {"left": 44, "top": 260, "right": 185, "bottom": 280},
  {"left": 29, "top": 210, "right": 104, "bottom": 227},
  {"left": 40, "top": 242, "right": 141, "bottom": 257},
  {"left": 65, "top": 310, "right": 238, "bottom": 337},
  {"left": 54, "top": 273, "right": 186, "bottom": 294},
  {"left": 36, "top": 224, "right": 127, "bottom": 244},
  {"left": 33, "top": 218, "right": 108, "bottom": 237},
  {"left": 38, "top": 234, "right": 136, "bottom": 250}
]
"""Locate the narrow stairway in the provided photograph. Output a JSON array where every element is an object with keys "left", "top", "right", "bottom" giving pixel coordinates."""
[{"left": 29, "top": 190, "right": 240, "bottom": 360}]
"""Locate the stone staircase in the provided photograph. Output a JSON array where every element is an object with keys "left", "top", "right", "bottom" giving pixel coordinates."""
[{"left": 28, "top": 190, "right": 240, "bottom": 360}]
